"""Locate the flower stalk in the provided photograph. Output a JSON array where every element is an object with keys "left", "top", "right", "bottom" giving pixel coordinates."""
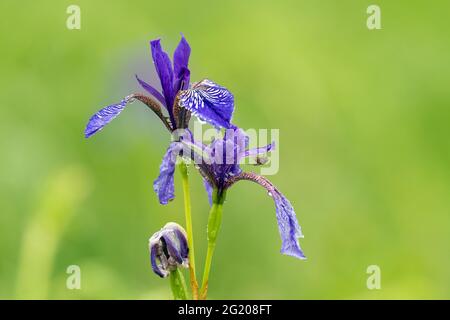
[
  {"left": 200, "top": 188, "right": 226, "bottom": 300},
  {"left": 169, "top": 268, "right": 188, "bottom": 300},
  {"left": 178, "top": 161, "right": 199, "bottom": 299}
]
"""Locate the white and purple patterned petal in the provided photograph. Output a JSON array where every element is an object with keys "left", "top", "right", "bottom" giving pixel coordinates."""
[
  {"left": 178, "top": 79, "right": 234, "bottom": 129},
  {"left": 84, "top": 98, "right": 130, "bottom": 138},
  {"left": 153, "top": 143, "right": 183, "bottom": 205}
]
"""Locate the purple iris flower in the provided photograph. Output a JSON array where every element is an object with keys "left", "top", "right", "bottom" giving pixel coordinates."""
[
  {"left": 84, "top": 35, "right": 234, "bottom": 138},
  {"left": 149, "top": 222, "right": 189, "bottom": 278},
  {"left": 84, "top": 35, "right": 235, "bottom": 204},
  {"left": 165, "top": 128, "right": 306, "bottom": 260}
]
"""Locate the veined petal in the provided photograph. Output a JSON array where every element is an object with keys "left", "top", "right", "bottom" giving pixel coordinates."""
[
  {"left": 153, "top": 143, "right": 182, "bottom": 205},
  {"left": 273, "top": 191, "right": 306, "bottom": 259},
  {"left": 178, "top": 79, "right": 234, "bottom": 129},
  {"left": 173, "top": 35, "right": 191, "bottom": 91},
  {"left": 150, "top": 39, "right": 175, "bottom": 111},
  {"left": 84, "top": 98, "right": 130, "bottom": 138},
  {"left": 226, "top": 172, "right": 306, "bottom": 260},
  {"left": 135, "top": 75, "right": 166, "bottom": 107}
]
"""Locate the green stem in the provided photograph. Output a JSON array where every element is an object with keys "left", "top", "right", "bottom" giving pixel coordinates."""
[
  {"left": 169, "top": 268, "right": 188, "bottom": 300},
  {"left": 178, "top": 161, "right": 199, "bottom": 299},
  {"left": 200, "top": 188, "right": 226, "bottom": 300}
]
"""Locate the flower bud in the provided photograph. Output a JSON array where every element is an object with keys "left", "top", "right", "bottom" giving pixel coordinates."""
[{"left": 149, "top": 222, "right": 189, "bottom": 278}]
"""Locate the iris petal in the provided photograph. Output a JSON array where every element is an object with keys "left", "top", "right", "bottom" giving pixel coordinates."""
[
  {"left": 161, "top": 232, "right": 183, "bottom": 264},
  {"left": 226, "top": 173, "right": 306, "bottom": 260},
  {"left": 84, "top": 98, "right": 129, "bottom": 138},
  {"left": 244, "top": 141, "right": 275, "bottom": 157},
  {"left": 178, "top": 79, "right": 234, "bottom": 129},
  {"left": 150, "top": 244, "right": 168, "bottom": 278},
  {"left": 164, "top": 222, "right": 189, "bottom": 266},
  {"left": 150, "top": 39, "right": 175, "bottom": 112},
  {"left": 272, "top": 191, "right": 306, "bottom": 259},
  {"left": 153, "top": 143, "right": 182, "bottom": 205},
  {"left": 135, "top": 75, "right": 166, "bottom": 107},
  {"left": 173, "top": 35, "right": 191, "bottom": 91},
  {"left": 173, "top": 228, "right": 189, "bottom": 265}
]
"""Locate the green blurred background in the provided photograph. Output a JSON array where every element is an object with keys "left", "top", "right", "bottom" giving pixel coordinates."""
[{"left": 1, "top": 0, "right": 449, "bottom": 299}]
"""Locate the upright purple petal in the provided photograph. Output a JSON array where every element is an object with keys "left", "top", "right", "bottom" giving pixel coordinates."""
[
  {"left": 175, "top": 67, "right": 191, "bottom": 93},
  {"left": 173, "top": 35, "right": 191, "bottom": 91},
  {"left": 150, "top": 39, "right": 175, "bottom": 113},
  {"left": 153, "top": 143, "right": 182, "bottom": 205},
  {"left": 135, "top": 75, "right": 166, "bottom": 107},
  {"left": 84, "top": 98, "right": 130, "bottom": 138},
  {"left": 178, "top": 79, "right": 234, "bottom": 129}
]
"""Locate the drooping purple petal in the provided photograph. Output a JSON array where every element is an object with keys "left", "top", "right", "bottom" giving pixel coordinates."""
[
  {"left": 135, "top": 75, "right": 166, "bottom": 107},
  {"left": 150, "top": 39, "right": 175, "bottom": 113},
  {"left": 173, "top": 35, "right": 191, "bottom": 91},
  {"left": 84, "top": 98, "right": 130, "bottom": 138},
  {"left": 178, "top": 79, "right": 234, "bottom": 129},
  {"left": 153, "top": 143, "right": 182, "bottom": 205},
  {"left": 225, "top": 172, "right": 306, "bottom": 260},
  {"left": 203, "top": 178, "right": 213, "bottom": 206},
  {"left": 272, "top": 191, "right": 306, "bottom": 259}
]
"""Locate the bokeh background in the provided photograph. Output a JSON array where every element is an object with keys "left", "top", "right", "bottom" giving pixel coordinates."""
[{"left": 1, "top": 0, "right": 449, "bottom": 299}]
